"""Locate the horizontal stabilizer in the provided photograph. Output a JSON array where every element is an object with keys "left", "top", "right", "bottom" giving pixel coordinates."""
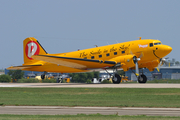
[{"left": 7, "top": 64, "right": 42, "bottom": 70}]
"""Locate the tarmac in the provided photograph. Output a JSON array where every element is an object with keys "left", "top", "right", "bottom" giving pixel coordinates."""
[
  {"left": 0, "top": 83, "right": 180, "bottom": 88},
  {"left": 1, "top": 106, "right": 180, "bottom": 116}
]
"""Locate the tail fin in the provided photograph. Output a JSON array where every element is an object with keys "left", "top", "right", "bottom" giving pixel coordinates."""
[{"left": 23, "top": 37, "right": 47, "bottom": 65}]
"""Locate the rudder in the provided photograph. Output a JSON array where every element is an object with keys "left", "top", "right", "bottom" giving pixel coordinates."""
[{"left": 23, "top": 37, "right": 47, "bottom": 65}]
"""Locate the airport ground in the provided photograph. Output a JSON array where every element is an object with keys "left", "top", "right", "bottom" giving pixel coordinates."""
[
  {"left": 0, "top": 83, "right": 180, "bottom": 119},
  {"left": 1, "top": 82, "right": 180, "bottom": 88}
]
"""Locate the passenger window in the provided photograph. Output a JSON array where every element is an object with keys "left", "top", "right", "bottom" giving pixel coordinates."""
[
  {"left": 106, "top": 53, "right": 110, "bottom": 57},
  {"left": 114, "top": 52, "right": 117, "bottom": 55},
  {"left": 99, "top": 55, "right": 102, "bottom": 58},
  {"left": 149, "top": 43, "right": 153, "bottom": 47},
  {"left": 122, "top": 51, "right": 125, "bottom": 54},
  {"left": 91, "top": 56, "right": 94, "bottom": 59}
]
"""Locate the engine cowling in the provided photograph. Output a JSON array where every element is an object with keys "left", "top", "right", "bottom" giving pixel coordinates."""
[{"left": 140, "top": 60, "right": 159, "bottom": 72}]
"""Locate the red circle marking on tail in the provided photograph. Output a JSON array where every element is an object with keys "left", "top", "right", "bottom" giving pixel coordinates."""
[{"left": 25, "top": 41, "right": 40, "bottom": 60}]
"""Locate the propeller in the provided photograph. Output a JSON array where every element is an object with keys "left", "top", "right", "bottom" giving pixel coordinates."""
[{"left": 156, "top": 57, "right": 169, "bottom": 72}]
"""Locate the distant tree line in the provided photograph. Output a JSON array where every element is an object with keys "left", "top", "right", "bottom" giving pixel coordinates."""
[
  {"left": 0, "top": 70, "right": 125, "bottom": 83},
  {"left": 0, "top": 69, "right": 4, "bottom": 72},
  {"left": 8, "top": 70, "right": 24, "bottom": 80},
  {"left": 69, "top": 71, "right": 99, "bottom": 83},
  {"left": 69, "top": 70, "right": 125, "bottom": 83},
  {"left": 0, "top": 70, "right": 24, "bottom": 82}
]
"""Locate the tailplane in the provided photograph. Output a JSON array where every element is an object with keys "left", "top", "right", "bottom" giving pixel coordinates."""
[{"left": 23, "top": 37, "right": 47, "bottom": 65}]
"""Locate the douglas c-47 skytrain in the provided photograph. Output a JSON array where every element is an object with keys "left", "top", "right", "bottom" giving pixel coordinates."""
[{"left": 7, "top": 37, "right": 172, "bottom": 84}]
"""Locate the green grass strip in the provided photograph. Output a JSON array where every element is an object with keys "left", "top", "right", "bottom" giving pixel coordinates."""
[{"left": 1, "top": 88, "right": 180, "bottom": 107}]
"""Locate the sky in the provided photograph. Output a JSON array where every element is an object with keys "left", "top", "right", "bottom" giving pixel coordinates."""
[{"left": 0, "top": 0, "right": 180, "bottom": 69}]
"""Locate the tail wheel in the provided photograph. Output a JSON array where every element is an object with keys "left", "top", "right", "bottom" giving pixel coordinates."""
[
  {"left": 112, "top": 74, "right": 121, "bottom": 84},
  {"left": 138, "top": 74, "right": 147, "bottom": 83},
  {"left": 41, "top": 74, "right": 45, "bottom": 80}
]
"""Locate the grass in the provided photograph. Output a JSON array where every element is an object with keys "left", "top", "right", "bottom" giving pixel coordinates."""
[
  {"left": 0, "top": 114, "right": 180, "bottom": 120},
  {"left": 0, "top": 88, "right": 180, "bottom": 107},
  {"left": 147, "top": 79, "right": 180, "bottom": 83}
]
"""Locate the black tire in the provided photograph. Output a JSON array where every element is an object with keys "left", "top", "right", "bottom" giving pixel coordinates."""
[
  {"left": 99, "top": 78, "right": 102, "bottom": 82},
  {"left": 138, "top": 74, "right": 147, "bottom": 83},
  {"left": 41, "top": 75, "right": 45, "bottom": 80},
  {"left": 112, "top": 74, "right": 121, "bottom": 84}
]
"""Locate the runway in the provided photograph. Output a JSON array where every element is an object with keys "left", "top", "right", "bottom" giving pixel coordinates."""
[
  {"left": 0, "top": 83, "right": 180, "bottom": 88},
  {"left": 0, "top": 106, "right": 180, "bottom": 116}
]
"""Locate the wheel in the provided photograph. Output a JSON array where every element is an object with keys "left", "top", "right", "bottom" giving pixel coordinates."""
[
  {"left": 99, "top": 78, "right": 102, "bottom": 82},
  {"left": 41, "top": 74, "right": 45, "bottom": 80},
  {"left": 138, "top": 74, "right": 147, "bottom": 83},
  {"left": 112, "top": 74, "right": 121, "bottom": 84}
]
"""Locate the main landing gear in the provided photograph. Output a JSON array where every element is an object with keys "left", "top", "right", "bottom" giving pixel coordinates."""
[
  {"left": 132, "top": 68, "right": 147, "bottom": 83},
  {"left": 130, "top": 67, "right": 148, "bottom": 84},
  {"left": 133, "top": 56, "right": 147, "bottom": 83},
  {"left": 112, "top": 67, "right": 121, "bottom": 84},
  {"left": 112, "top": 73, "right": 121, "bottom": 84},
  {"left": 137, "top": 74, "right": 147, "bottom": 83},
  {"left": 105, "top": 66, "right": 121, "bottom": 84}
]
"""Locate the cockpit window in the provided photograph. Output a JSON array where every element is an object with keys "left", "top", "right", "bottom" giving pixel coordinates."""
[
  {"left": 154, "top": 42, "right": 161, "bottom": 45},
  {"left": 149, "top": 43, "right": 153, "bottom": 47}
]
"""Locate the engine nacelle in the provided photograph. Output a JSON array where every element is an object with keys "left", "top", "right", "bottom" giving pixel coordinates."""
[
  {"left": 141, "top": 60, "right": 159, "bottom": 72},
  {"left": 110, "top": 55, "right": 135, "bottom": 71}
]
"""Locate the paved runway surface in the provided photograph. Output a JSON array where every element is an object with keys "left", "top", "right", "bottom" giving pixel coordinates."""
[
  {"left": 0, "top": 83, "right": 180, "bottom": 88},
  {"left": 1, "top": 106, "right": 180, "bottom": 116}
]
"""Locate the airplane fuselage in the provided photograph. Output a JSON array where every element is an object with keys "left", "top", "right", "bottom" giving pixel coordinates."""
[
  {"left": 48, "top": 39, "right": 172, "bottom": 72},
  {"left": 8, "top": 38, "right": 172, "bottom": 74}
]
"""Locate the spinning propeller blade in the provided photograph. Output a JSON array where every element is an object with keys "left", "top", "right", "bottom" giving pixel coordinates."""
[{"left": 156, "top": 57, "right": 169, "bottom": 72}]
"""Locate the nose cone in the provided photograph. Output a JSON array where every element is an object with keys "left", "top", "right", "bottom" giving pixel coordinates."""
[
  {"left": 165, "top": 46, "right": 172, "bottom": 55},
  {"left": 154, "top": 45, "right": 172, "bottom": 58}
]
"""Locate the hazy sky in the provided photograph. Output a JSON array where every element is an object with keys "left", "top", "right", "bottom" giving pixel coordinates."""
[{"left": 0, "top": 0, "right": 180, "bottom": 69}]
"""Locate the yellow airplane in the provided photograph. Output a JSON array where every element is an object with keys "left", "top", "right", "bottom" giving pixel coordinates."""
[{"left": 7, "top": 37, "right": 172, "bottom": 83}]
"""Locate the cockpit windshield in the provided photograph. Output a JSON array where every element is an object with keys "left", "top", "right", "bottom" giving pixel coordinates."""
[{"left": 154, "top": 42, "right": 161, "bottom": 45}]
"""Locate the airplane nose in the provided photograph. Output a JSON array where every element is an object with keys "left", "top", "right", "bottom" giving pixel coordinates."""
[
  {"left": 154, "top": 45, "right": 172, "bottom": 58},
  {"left": 164, "top": 46, "right": 172, "bottom": 54}
]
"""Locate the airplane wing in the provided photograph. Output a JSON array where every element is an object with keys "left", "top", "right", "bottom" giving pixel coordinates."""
[
  {"left": 32, "top": 55, "right": 116, "bottom": 69},
  {"left": 7, "top": 64, "right": 42, "bottom": 70}
]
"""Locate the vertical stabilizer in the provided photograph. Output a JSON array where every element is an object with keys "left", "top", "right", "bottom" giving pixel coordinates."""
[{"left": 23, "top": 37, "right": 47, "bottom": 65}]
